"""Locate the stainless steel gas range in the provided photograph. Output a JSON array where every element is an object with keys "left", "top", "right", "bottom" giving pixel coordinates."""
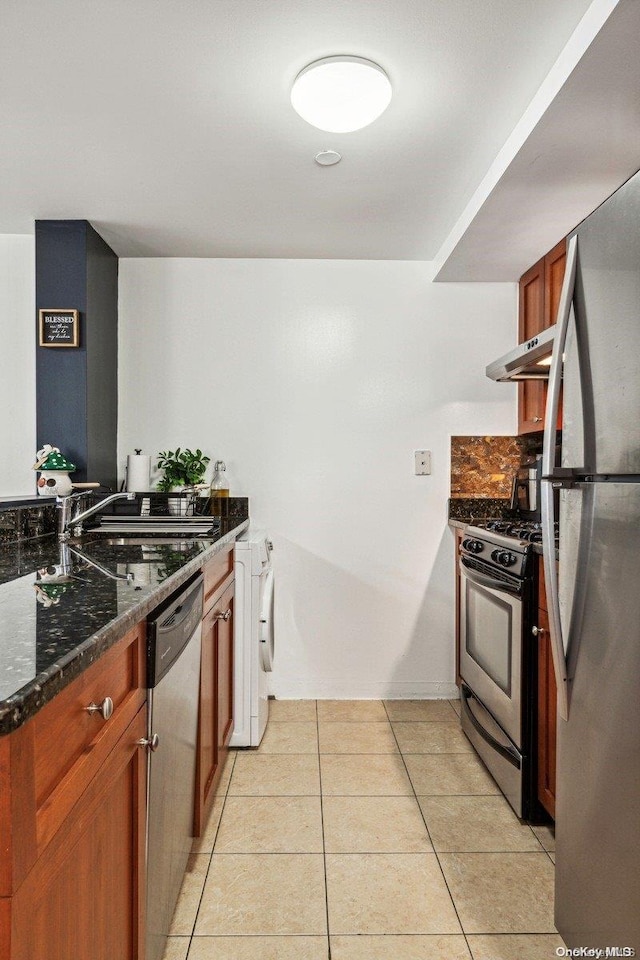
[{"left": 458, "top": 519, "right": 556, "bottom": 821}]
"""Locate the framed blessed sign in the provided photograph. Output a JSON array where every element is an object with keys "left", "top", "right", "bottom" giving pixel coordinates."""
[{"left": 38, "top": 309, "right": 80, "bottom": 347}]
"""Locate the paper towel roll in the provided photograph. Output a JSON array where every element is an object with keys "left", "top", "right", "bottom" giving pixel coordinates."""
[{"left": 126, "top": 453, "right": 150, "bottom": 492}]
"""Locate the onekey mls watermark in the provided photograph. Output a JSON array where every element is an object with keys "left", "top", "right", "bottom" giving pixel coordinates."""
[{"left": 556, "top": 949, "right": 635, "bottom": 958}]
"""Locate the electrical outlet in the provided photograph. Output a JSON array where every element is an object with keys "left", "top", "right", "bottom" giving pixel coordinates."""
[{"left": 414, "top": 450, "right": 431, "bottom": 475}]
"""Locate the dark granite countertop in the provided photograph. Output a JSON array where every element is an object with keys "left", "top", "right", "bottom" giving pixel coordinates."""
[
  {"left": 0, "top": 518, "right": 249, "bottom": 735},
  {"left": 448, "top": 497, "right": 512, "bottom": 523}
]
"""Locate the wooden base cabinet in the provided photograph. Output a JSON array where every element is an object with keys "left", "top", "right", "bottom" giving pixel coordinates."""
[
  {"left": 10, "top": 707, "right": 147, "bottom": 960},
  {"left": 536, "top": 555, "right": 557, "bottom": 818},
  {"left": 194, "top": 548, "right": 235, "bottom": 837},
  {"left": 0, "top": 624, "right": 147, "bottom": 960},
  {"left": 216, "top": 583, "right": 235, "bottom": 757},
  {"left": 454, "top": 528, "right": 463, "bottom": 686}
]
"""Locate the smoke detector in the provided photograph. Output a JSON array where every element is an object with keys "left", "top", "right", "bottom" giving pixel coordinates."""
[{"left": 314, "top": 150, "right": 342, "bottom": 166}]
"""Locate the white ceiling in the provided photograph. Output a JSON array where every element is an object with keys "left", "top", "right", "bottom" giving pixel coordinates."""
[
  {"left": 435, "top": 0, "right": 640, "bottom": 280},
  {"left": 0, "top": 0, "right": 594, "bottom": 260}
]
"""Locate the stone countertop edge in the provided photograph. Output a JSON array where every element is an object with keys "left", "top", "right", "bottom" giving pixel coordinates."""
[
  {"left": 0, "top": 496, "right": 41, "bottom": 509},
  {"left": 448, "top": 518, "right": 467, "bottom": 532},
  {"left": 0, "top": 518, "right": 249, "bottom": 737},
  {"left": 448, "top": 517, "right": 551, "bottom": 558}
]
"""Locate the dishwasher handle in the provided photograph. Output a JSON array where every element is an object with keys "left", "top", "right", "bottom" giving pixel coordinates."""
[{"left": 137, "top": 733, "right": 160, "bottom": 752}]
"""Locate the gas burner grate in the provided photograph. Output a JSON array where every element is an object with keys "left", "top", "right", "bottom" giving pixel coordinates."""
[
  {"left": 484, "top": 520, "right": 516, "bottom": 534},
  {"left": 476, "top": 519, "right": 557, "bottom": 545}
]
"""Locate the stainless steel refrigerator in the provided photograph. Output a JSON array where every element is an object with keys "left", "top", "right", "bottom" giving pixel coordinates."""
[{"left": 541, "top": 169, "right": 640, "bottom": 951}]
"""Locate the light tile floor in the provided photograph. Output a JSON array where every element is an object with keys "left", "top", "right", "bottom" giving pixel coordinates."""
[{"left": 164, "top": 699, "right": 562, "bottom": 959}]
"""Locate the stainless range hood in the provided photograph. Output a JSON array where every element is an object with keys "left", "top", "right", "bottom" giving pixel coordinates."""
[{"left": 486, "top": 323, "right": 555, "bottom": 382}]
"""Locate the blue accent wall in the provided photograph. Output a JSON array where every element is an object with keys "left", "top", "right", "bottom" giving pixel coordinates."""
[{"left": 35, "top": 221, "right": 118, "bottom": 489}]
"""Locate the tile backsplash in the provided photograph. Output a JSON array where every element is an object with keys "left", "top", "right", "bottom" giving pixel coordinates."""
[{"left": 450, "top": 435, "right": 540, "bottom": 499}]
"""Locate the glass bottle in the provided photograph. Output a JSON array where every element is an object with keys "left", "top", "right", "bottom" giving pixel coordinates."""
[{"left": 209, "top": 460, "right": 229, "bottom": 516}]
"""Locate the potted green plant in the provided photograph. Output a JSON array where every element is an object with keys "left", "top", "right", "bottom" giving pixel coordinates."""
[{"left": 156, "top": 447, "right": 210, "bottom": 515}]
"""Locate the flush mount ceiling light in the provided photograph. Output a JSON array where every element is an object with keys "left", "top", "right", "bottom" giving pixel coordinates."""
[{"left": 291, "top": 56, "right": 392, "bottom": 133}]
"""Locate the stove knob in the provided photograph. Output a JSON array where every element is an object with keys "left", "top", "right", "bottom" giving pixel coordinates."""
[
  {"left": 468, "top": 540, "right": 484, "bottom": 554},
  {"left": 496, "top": 551, "right": 517, "bottom": 567}
]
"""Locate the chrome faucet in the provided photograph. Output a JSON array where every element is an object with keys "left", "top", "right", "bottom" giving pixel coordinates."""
[
  {"left": 57, "top": 491, "right": 136, "bottom": 541},
  {"left": 66, "top": 544, "right": 135, "bottom": 582}
]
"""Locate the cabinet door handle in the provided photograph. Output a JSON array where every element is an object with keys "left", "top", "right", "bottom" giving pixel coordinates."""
[
  {"left": 85, "top": 697, "right": 114, "bottom": 720},
  {"left": 215, "top": 609, "right": 231, "bottom": 622},
  {"left": 137, "top": 733, "right": 160, "bottom": 752},
  {"left": 531, "top": 416, "right": 543, "bottom": 423},
  {"left": 532, "top": 625, "right": 546, "bottom": 637}
]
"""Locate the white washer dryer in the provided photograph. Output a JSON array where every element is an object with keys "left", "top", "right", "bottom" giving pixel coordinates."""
[{"left": 230, "top": 527, "right": 274, "bottom": 746}]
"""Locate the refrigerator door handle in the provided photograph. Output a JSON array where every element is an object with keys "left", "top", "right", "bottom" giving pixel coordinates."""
[
  {"left": 541, "top": 483, "right": 569, "bottom": 721},
  {"left": 541, "top": 233, "right": 577, "bottom": 722}
]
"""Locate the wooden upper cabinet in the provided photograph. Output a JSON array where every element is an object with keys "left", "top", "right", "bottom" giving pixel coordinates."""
[
  {"left": 519, "top": 257, "right": 545, "bottom": 342},
  {"left": 518, "top": 258, "right": 546, "bottom": 434},
  {"left": 518, "top": 238, "right": 566, "bottom": 435},
  {"left": 544, "top": 239, "right": 567, "bottom": 329}
]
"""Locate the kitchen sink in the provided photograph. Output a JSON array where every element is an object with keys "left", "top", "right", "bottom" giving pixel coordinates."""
[
  {"left": 70, "top": 539, "right": 208, "bottom": 566},
  {"left": 63, "top": 521, "right": 218, "bottom": 583},
  {"left": 77, "top": 537, "right": 211, "bottom": 547},
  {"left": 65, "top": 535, "right": 209, "bottom": 584}
]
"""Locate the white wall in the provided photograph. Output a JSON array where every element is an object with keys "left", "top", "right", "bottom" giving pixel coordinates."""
[
  {"left": 0, "top": 235, "right": 35, "bottom": 496},
  {"left": 119, "top": 259, "right": 517, "bottom": 698}
]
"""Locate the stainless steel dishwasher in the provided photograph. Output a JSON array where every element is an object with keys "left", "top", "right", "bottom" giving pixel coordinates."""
[{"left": 143, "top": 573, "right": 204, "bottom": 960}]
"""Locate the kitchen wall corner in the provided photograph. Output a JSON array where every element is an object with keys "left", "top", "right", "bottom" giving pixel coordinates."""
[
  {"left": 0, "top": 235, "right": 35, "bottom": 497},
  {"left": 118, "top": 258, "right": 517, "bottom": 698}
]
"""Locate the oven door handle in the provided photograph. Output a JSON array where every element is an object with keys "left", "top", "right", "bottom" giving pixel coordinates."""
[
  {"left": 461, "top": 687, "right": 521, "bottom": 769},
  {"left": 459, "top": 558, "right": 521, "bottom": 597}
]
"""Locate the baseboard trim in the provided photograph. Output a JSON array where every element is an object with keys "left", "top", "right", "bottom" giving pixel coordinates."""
[{"left": 268, "top": 679, "right": 459, "bottom": 700}]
